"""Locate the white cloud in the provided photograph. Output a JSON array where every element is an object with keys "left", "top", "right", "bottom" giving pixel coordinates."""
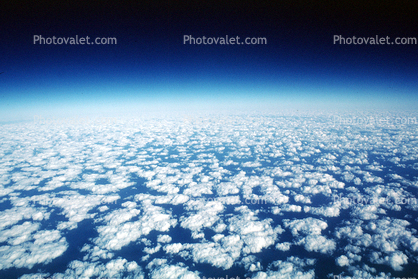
[
  {"left": 0, "top": 228, "right": 68, "bottom": 270},
  {"left": 283, "top": 217, "right": 328, "bottom": 236},
  {"left": 253, "top": 257, "right": 315, "bottom": 279},
  {"left": 370, "top": 251, "right": 408, "bottom": 271},
  {"left": 184, "top": 234, "right": 244, "bottom": 270},
  {"left": 336, "top": 255, "right": 349, "bottom": 267},
  {"left": 88, "top": 202, "right": 177, "bottom": 256},
  {"left": 18, "top": 273, "right": 50, "bottom": 279},
  {"left": 276, "top": 242, "right": 292, "bottom": 251},
  {"left": 303, "top": 205, "right": 340, "bottom": 217},
  {"left": 297, "top": 235, "right": 336, "bottom": 254},
  {"left": 52, "top": 258, "right": 144, "bottom": 279},
  {"left": 0, "top": 221, "right": 39, "bottom": 245},
  {"left": 157, "top": 234, "right": 172, "bottom": 243},
  {"left": 180, "top": 200, "right": 224, "bottom": 234},
  {"left": 0, "top": 205, "right": 49, "bottom": 230},
  {"left": 150, "top": 263, "right": 199, "bottom": 279},
  {"left": 163, "top": 243, "right": 183, "bottom": 254},
  {"left": 2, "top": 112, "right": 418, "bottom": 277},
  {"left": 227, "top": 206, "right": 282, "bottom": 254}
]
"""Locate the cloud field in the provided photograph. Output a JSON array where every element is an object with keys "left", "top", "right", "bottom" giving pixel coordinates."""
[{"left": 0, "top": 111, "right": 418, "bottom": 278}]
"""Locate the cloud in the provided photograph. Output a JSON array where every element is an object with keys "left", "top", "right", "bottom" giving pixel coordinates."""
[
  {"left": 2, "top": 112, "right": 418, "bottom": 277},
  {"left": 187, "top": 242, "right": 237, "bottom": 269},
  {"left": 0, "top": 221, "right": 40, "bottom": 245},
  {"left": 0, "top": 205, "right": 49, "bottom": 230},
  {"left": 163, "top": 243, "right": 183, "bottom": 254},
  {"left": 336, "top": 255, "right": 349, "bottom": 267},
  {"left": 18, "top": 273, "right": 51, "bottom": 279},
  {"left": 252, "top": 257, "right": 315, "bottom": 279},
  {"left": 180, "top": 200, "right": 224, "bottom": 234},
  {"left": 52, "top": 258, "right": 144, "bottom": 279},
  {"left": 297, "top": 235, "right": 336, "bottom": 254},
  {"left": 90, "top": 202, "right": 177, "bottom": 253},
  {"left": 149, "top": 263, "right": 200, "bottom": 279},
  {"left": 227, "top": 206, "right": 283, "bottom": 254},
  {"left": 157, "top": 234, "right": 172, "bottom": 243},
  {"left": 370, "top": 251, "right": 408, "bottom": 271},
  {"left": 0, "top": 228, "right": 68, "bottom": 270},
  {"left": 276, "top": 242, "right": 292, "bottom": 251},
  {"left": 303, "top": 205, "right": 340, "bottom": 217},
  {"left": 283, "top": 217, "right": 328, "bottom": 236}
]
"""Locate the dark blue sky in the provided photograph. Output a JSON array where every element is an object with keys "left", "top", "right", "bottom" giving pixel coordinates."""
[{"left": 1, "top": 1, "right": 418, "bottom": 121}]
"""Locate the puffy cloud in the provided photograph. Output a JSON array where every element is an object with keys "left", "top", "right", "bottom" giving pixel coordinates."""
[
  {"left": 155, "top": 194, "right": 190, "bottom": 205},
  {"left": 336, "top": 255, "right": 349, "bottom": 267},
  {"left": 29, "top": 192, "right": 120, "bottom": 230},
  {"left": 0, "top": 221, "right": 40, "bottom": 245},
  {"left": 276, "top": 242, "right": 292, "bottom": 251},
  {"left": 242, "top": 161, "right": 262, "bottom": 168},
  {"left": 87, "top": 203, "right": 177, "bottom": 256},
  {"left": 52, "top": 258, "right": 144, "bottom": 279},
  {"left": 253, "top": 257, "right": 315, "bottom": 279},
  {"left": 0, "top": 228, "right": 68, "bottom": 270},
  {"left": 179, "top": 234, "right": 243, "bottom": 270},
  {"left": 188, "top": 242, "right": 237, "bottom": 269},
  {"left": 335, "top": 224, "right": 363, "bottom": 239},
  {"left": 0, "top": 205, "right": 49, "bottom": 230},
  {"left": 227, "top": 206, "right": 282, "bottom": 254},
  {"left": 163, "top": 243, "right": 183, "bottom": 254},
  {"left": 294, "top": 194, "right": 311, "bottom": 204},
  {"left": 180, "top": 200, "right": 224, "bottom": 234},
  {"left": 150, "top": 263, "right": 199, "bottom": 279},
  {"left": 283, "top": 217, "right": 328, "bottom": 236},
  {"left": 370, "top": 251, "right": 408, "bottom": 271},
  {"left": 102, "top": 207, "right": 141, "bottom": 226},
  {"left": 281, "top": 204, "right": 302, "bottom": 212},
  {"left": 215, "top": 182, "right": 240, "bottom": 196},
  {"left": 2, "top": 111, "right": 418, "bottom": 278},
  {"left": 18, "top": 273, "right": 51, "bottom": 279},
  {"left": 297, "top": 235, "right": 336, "bottom": 254},
  {"left": 303, "top": 205, "right": 340, "bottom": 217},
  {"left": 157, "top": 234, "right": 172, "bottom": 243}
]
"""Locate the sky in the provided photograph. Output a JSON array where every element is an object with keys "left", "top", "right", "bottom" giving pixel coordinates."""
[
  {"left": 1, "top": 1, "right": 418, "bottom": 121},
  {"left": 1, "top": 2, "right": 418, "bottom": 278}
]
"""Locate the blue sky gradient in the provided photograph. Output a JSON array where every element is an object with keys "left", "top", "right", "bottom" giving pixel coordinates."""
[{"left": 1, "top": 1, "right": 417, "bottom": 121}]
